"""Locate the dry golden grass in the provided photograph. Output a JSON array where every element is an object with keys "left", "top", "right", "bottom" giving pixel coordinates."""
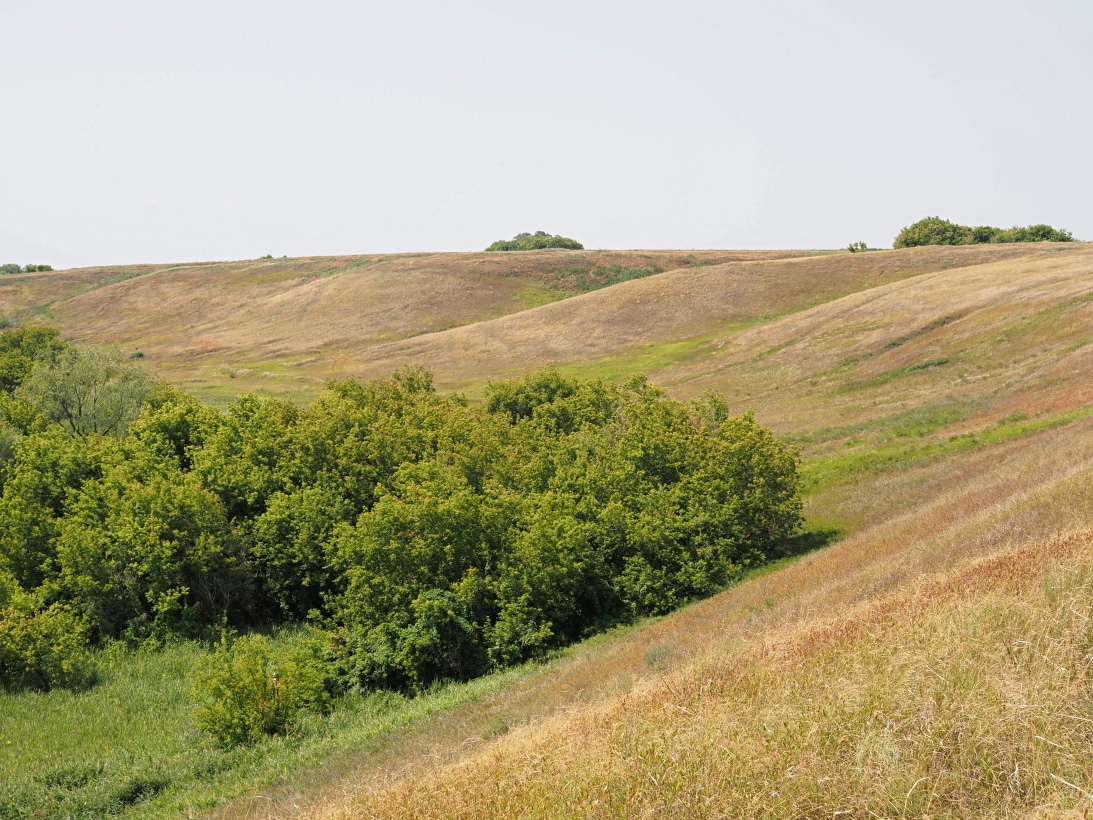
[
  {"left": 314, "top": 243, "right": 1059, "bottom": 393},
  {"left": 0, "top": 249, "right": 800, "bottom": 402},
  {"left": 308, "top": 417, "right": 1093, "bottom": 819}
]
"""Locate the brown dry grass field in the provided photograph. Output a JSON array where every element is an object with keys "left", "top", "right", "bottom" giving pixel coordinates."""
[
  {"left": 0, "top": 249, "right": 810, "bottom": 403},
  {"left": 6, "top": 241, "right": 1093, "bottom": 817}
]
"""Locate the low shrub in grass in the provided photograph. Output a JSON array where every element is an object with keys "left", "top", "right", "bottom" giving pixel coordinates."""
[{"left": 190, "top": 632, "right": 334, "bottom": 746}]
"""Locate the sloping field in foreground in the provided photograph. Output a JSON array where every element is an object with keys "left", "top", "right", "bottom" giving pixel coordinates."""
[{"left": 306, "top": 412, "right": 1093, "bottom": 819}]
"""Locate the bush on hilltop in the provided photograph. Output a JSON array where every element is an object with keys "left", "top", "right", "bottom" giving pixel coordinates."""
[
  {"left": 486, "top": 231, "right": 584, "bottom": 251},
  {"left": 894, "top": 217, "right": 1074, "bottom": 248}
]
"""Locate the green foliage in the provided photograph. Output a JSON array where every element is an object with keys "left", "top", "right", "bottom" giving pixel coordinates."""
[
  {"left": 0, "top": 325, "right": 67, "bottom": 395},
  {"left": 0, "top": 357, "right": 800, "bottom": 700},
  {"left": 991, "top": 223, "right": 1075, "bottom": 243},
  {"left": 50, "top": 451, "right": 249, "bottom": 642},
  {"left": 17, "top": 345, "right": 153, "bottom": 437},
  {"left": 190, "top": 632, "right": 333, "bottom": 746},
  {"left": 0, "top": 264, "right": 52, "bottom": 274},
  {"left": 893, "top": 217, "right": 974, "bottom": 248},
  {"left": 486, "top": 231, "right": 584, "bottom": 251},
  {"left": 894, "top": 216, "right": 1075, "bottom": 248},
  {"left": 847, "top": 241, "right": 871, "bottom": 253},
  {"left": 0, "top": 578, "right": 97, "bottom": 692}
]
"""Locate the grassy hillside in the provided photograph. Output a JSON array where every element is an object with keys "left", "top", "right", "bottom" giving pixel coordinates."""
[
  {"left": 0, "top": 249, "right": 807, "bottom": 403},
  {"left": 3, "top": 241, "right": 1093, "bottom": 818}
]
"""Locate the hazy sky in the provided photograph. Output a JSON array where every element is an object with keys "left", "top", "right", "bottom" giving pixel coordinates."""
[{"left": 3, "top": 0, "right": 1091, "bottom": 267}]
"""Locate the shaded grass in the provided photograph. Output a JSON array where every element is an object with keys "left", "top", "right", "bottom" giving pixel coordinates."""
[{"left": 0, "top": 641, "right": 545, "bottom": 819}]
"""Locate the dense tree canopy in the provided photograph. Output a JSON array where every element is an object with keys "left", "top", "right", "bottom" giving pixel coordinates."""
[{"left": 0, "top": 331, "right": 802, "bottom": 704}]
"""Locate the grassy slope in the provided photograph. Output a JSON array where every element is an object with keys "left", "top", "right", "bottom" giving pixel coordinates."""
[
  {"left": 0, "top": 250, "right": 803, "bottom": 404},
  {"left": 3, "top": 243, "right": 1093, "bottom": 818}
]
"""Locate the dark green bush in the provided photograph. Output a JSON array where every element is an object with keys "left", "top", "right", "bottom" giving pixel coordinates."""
[
  {"left": 485, "top": 231, "right": 584, "bottom": 251},
  {"left": 0, "top": 357, "right": 801, "bottom": 698},
  {"left": 894, "top": 217, "right": 1075, "bottom": 248},
  {"left": 1, "top": 264, "right": 22, "bottom": 275}
]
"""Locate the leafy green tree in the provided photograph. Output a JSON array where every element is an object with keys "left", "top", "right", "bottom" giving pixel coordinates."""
[
  {"left": 893, "top": 217, "right": 974, "bottom": 248},
  {"left": 991, "top": 224, "right": 1074, "bottom": 243},
  {"left": 17, "top": 346, "right": 153, "bottom": 437},
  {"left": 895, "top": 217, "right": 1075, "bottom": 248},
  {"left": 0, "top": 429, "right": 103, "bottom": 590}
]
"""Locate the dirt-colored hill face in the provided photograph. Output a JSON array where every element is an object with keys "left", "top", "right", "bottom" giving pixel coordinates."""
[{"left": 0, "top": 249, "right": 814, "bottom": 401}]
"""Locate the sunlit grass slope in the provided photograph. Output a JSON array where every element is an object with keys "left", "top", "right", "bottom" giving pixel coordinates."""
[
  {"left": 307, "top": 243, "right": 1058, "bottom": 392},
  {"left": 0, "top": 249, "right": 803, "bottom": 403},
  {"left": 310, "top": 411, "right": 1093, "bottom": 820}
]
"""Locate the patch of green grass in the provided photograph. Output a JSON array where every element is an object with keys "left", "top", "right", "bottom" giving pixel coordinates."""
[
  {"left": 0, "top": 639, "right": 544, "bottom": 819},
  {"left": 513, "top": 283, "right": 565, "bottom": 311},
  {"left": 795, "top": 399, "right": 981, "bottom": 446},
  {"left": 802, "top": 404, "right": 1093, "bottom": 493},
  {"left": 840, "top": 357, "right": 950, "bottom": 391}
]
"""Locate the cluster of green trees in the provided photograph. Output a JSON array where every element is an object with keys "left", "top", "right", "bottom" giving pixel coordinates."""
[
  {"left": 1, "top": 263, "right": 53, "bottom": 274},
  {"left": 486, "top": 231, "right": 584, "bottom": 251},
  {"left": 893, "top": 217, "right": 1075, "bottom": 248},
  {"left": 0, "top": 327, "right": 801, "bottom": 740}
]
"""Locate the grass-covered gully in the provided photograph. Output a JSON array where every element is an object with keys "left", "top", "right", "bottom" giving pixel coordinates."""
[{"left": 0, "top": 327, "right": 802, "bottom": 816}]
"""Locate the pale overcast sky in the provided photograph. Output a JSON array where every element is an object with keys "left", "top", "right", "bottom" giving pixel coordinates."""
[{"left": 2, "top": 1, "right": 1090, "bottom": 267}]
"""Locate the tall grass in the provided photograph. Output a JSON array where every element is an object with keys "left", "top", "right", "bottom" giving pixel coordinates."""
[
  {"left": 0, "top": 639, "right": 537, "bottom": 818},
  {"left": 318, "top": 533, "right": 1093, "bottom": 819}
]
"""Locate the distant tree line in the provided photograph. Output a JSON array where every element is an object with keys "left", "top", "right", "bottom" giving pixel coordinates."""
[
  {"left": 1, "top": 264, "right": 53, "bottom": 274},
  {"left": 893, "top": 217, "right": 1075, "bottom": 248},
  {"left": 486, "top": 231, "right": 584, "bottom": 251},
  {"left": 0, "top": 327, "right": 802, "bottom": 742}
]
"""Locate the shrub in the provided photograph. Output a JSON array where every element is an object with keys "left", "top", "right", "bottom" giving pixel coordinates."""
[
  {"left": 51, "top": 456, "right": 250, "bottom": 642},
  {"left": 0, "top": 580, "right": 97, "bottom": 692},
  {"left": 190, "top": 632, "right": 334, "bottom": 747},
  {"left": 485, "top": 231, "right": 584, "bottom": 251},
  {"left": 894, "top": 217, "right": 1075, "bottom": 248},
  {"left": 847, "top": 241, "right": 871, "bottom": 253},
  {"left": 0, "top": 325, "right": 67, "bottom": 395},
  {"left": 992, "top": 224, "right": 1074, "bottom": 243},
  {"left": 1, "top": 264, "right": 22, "bottom": 275},
  {"left": 893, "top": 217, "right": 974, "bottom": 248}
]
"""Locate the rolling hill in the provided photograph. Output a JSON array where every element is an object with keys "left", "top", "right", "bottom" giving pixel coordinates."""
[
  {"left": 3, "top": 240, "right": 1093, "bottom": 818},
  {"left": 0, "top": 249, "right": 810, "bottom": 402}
]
